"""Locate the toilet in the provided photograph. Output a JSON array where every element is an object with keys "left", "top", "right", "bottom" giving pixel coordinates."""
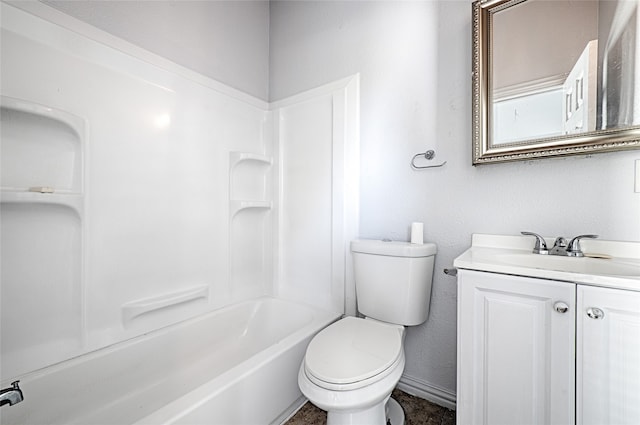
[{"left": 298, "top": 239, "right": 436, "bottom": 425}]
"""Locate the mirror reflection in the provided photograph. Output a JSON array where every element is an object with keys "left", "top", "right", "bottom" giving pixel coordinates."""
[{"left": 491, "top": 0, "right": 639, "bottom": 145}]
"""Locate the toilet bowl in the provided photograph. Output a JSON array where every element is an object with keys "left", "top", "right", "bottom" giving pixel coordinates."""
[
  {"left": 298, "top": 317, "right": 406, "bottom": 424},
  {"left": 298, "top": 239, "right": 437, "bottom": 425}
]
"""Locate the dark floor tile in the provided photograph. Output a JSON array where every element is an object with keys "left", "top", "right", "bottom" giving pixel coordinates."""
[
  {"left": 284, "top": 389, "right": 456, "bottom": 425},
  {"left": 439, "top": 409, "right": 456, "bottom": 425},
  {"left": 392, "top": 389, "right": 446, "bottom": 425}
]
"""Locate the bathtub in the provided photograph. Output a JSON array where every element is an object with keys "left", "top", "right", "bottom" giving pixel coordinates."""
[{"left": 0, "top": 297, "right": 339, "bottom": 425}]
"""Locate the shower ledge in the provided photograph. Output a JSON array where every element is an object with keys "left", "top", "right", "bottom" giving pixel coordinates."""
[{"left": 1, "top": 190, "right": 83, "bottom": 214}]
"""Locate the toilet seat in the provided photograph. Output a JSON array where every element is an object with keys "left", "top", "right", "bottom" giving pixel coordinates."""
[{"left": 304, "top": 317, "right": 404, "bottom": 391}]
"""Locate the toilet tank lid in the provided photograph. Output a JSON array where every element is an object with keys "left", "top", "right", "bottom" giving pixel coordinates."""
[{"left": 351, "top": 239, "right": 437, "bottom": 257}]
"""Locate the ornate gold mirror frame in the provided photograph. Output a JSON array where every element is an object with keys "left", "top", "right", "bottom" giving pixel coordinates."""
[{"left": 472, "top": 0, "right": 640, "bottom": 165}]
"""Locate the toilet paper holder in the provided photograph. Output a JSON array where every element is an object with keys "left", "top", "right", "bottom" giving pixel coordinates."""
[{"left": 411, "top": 150, "right": 447, "bottom": 169}]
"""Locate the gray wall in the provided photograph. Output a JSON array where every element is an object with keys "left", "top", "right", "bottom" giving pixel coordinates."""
[
  {"left": 42, "top": 0, "right": 271, "bottom": 101},
  {"left": 270, "top": 0, "right": 640, "bottom": 396}
]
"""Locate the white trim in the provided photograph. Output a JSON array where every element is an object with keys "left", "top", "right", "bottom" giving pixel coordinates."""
[
  {"left": 273, "top": 395, "right": 308, "bottom": 425},
  {"left": 397, "top": 374, "right": 457, "bottom": 411},
  {"left": 269, "top": 75, "right": 359, "bottom": 110},
  {"left": 2, "top": 1, "right": 268, "bottom": 109}
]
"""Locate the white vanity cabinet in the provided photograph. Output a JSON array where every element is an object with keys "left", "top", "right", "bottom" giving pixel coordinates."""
[
  {"left": 577, "top": 285, "right": 640, "bottom": 425},
  {"left": 457, "top": 269, "right": 640, "bottom": 425},
  {"left": 455, "top": 234, "right": 640, "bottom": 425},
  {"left": 456, "top": 269, "right": 576, "bottom": 425}
]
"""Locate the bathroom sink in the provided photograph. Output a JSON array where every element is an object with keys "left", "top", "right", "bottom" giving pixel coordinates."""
[
  {"left": 494, "top": 253, "right": 640, "bottom": 278},
  {"left": 454, "top": 234, "right": 640, "bottom": 291}
]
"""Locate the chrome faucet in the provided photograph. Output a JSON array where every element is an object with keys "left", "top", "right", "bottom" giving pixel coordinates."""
[
  {"left": 0, "top": 381, "right": 24, "bottom": 407},
  {"left": 549, "top": 237, "right": 568, "bottom": 255},
  {"left": 522, "top": 232, "right": 598, "bottom": 257},
  {"left": 521, "top": 232, "right": 548, "bottom": 254}
]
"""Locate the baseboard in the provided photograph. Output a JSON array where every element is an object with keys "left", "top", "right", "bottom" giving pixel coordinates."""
[
  {"left": 397, "top": 375, "right": 457, "bottom": 411},
  {"left": 274, "top": 395, "right": 308, "bottom": 425}
]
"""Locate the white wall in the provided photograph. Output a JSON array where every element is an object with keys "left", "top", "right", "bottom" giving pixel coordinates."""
[
  {"left": 39, "top": 0, "right": 270, "bottom": 101},
  {"left": 270, "top": 0, "right": 640, "bottom": 401}
]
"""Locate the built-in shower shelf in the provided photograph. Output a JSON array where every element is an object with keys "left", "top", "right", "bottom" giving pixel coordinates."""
[
  {"left": 1, "top": 190, "right": 83, "bottom": 214},
  {"left": 229, "top": 151, "right": 273, "bottom": 201},
  {"left": 230, "top": 200, "right": 272, "bottom": 217},
  {"left": 1, "top": 96, "right": 86, "bottom": 378},
  {"left": 229, "top": 152, "right": 272, "bottom": 168},
  {"left": 1, "top": 96, "right": 84, "bottom": 193},
  {"left": 228, "top": 151, "right": 273, "bottom": 300}
]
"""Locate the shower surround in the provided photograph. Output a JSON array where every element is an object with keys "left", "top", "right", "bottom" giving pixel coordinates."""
[{"left": 0, "top": 3, "right": 359, "bottom": 423}]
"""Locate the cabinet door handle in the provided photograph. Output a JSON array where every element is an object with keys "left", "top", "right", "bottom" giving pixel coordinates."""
[
  {"left": 586, "top": 307, "right": 605, "bottom": 320},
  {"left": 554, "top": 301, "right": 569, "bottom": 313}
]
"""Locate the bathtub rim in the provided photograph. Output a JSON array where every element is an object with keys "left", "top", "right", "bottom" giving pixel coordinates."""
[
  {"left": 1, "top": 296, "right": 341, "bottom": 425},
  {"left": 133, "top": 298, "right": 340, "bottom": 424},
  {"left": 1, "top": 296, "right": 340, "bottom": 387}
]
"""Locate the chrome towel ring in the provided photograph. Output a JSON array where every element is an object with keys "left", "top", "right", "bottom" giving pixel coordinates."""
[{"left": 411, "top": 150, "right": 447, "bottom": 169}]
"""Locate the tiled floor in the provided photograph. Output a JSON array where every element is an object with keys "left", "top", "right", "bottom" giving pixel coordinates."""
[{"left": 285, "top": 388, "right": 455, "bottom": 425}]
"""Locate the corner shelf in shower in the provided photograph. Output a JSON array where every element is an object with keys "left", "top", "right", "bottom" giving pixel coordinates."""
[
  {"left": 229, "top": 151, "right": 272, "bottom": 202},
  {"left": 229, "top": 200, "right": 273, "bottom": 217},
  {"left": 0, "top": 96, "right": 86, "bottom": 378},
  {"left": 229, "top": 150, "right": 273, "bottom": 215},
  {"left": 0, "top": 95, "right": 84, "bottom": 211},
  {"left": 0, "top": 190, "right": 84, "bottom": 214},
  {"left": 228, "top": 151, "right": 274, "bottom": 301},
  {"left": 229, "top": 152, "right": 273, "bottom": 167},
  {"left": 1, "top": 96, "right": 84, "bottom": 194}
]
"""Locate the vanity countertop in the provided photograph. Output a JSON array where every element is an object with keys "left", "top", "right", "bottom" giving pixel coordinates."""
[{"left": 454, "top": 234, "right": 640, "bottom": 292}]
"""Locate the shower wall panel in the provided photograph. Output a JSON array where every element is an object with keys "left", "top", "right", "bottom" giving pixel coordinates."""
[
  {"left": 0, "top": 2, "right": 271, "bottom": 377},
  {"left": 0, "top": 3, "right": 358, "bottom": 385},
  {"left": 272, "top": 77, "right": 360, "bottom": 315},
  {"left": 0, "top": 96, "right": 86, "bottom": 379}
]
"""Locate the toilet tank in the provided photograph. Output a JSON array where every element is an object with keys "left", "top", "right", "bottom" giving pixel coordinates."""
[{"left": 351, "top": 239, "right": 436, "bottom": 326}]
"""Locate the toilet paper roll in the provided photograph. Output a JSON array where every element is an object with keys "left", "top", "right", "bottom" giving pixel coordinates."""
[{"left": 411, "top": 222, "right": 424, "bottom": 244}]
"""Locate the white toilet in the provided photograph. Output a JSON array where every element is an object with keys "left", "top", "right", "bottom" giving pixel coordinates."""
[{"left": 298, "top": 239, "right": 436, "bottom": 425}]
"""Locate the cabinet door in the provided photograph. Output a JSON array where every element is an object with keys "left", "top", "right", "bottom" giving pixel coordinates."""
[
  {"left": 577, "top": 286, "right": 640, "bottom": 425},
  {"left": 457, "top": 270, "right": 575, "bottom": 425}
]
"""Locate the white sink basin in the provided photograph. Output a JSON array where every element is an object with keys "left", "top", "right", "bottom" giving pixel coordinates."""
[
  {"left": 495, "top": 253, "right": 640, "bottom": 278},
  {"left": 454, "top": 234, "right": 640, "bottom": 291}
]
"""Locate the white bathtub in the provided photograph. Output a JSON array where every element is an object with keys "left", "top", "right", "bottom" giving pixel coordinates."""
[{"left": 0, "top": 297, "right": 339, "bottom": 425}]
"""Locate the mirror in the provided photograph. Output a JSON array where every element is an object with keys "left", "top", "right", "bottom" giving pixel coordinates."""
[{"left": 472, "top": 0, "right": 640, "bottom": 164}]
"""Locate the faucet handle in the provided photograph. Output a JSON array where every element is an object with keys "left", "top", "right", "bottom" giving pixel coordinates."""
[
  {"left": 566, "top": 234, "right": 598, "bottom": 257},
  {"left": 521, "top": 231, "right": 549, "bottom": 254}
]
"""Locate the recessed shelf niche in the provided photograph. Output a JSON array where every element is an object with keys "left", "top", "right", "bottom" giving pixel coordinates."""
[
  {"left": 0, "top": 96, "right": 85, "bottom": 379},
  {"left": 228, "top": 151, "right": 273, "bottom": 301},
  {"left": 1, "top": 96, "right": 84, "bottom": 194}
]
